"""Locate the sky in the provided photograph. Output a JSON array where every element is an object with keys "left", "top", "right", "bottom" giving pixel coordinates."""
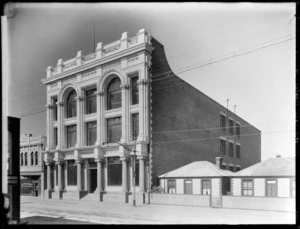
[{"left": 3, "top": 2, "right": 296, "bottom": 161}]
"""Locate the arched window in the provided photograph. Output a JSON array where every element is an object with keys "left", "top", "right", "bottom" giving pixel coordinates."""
[
  {"left": 24, "top": 153, "right": 27, "bottom": 166},
  {"left": 107, "top": 77, "right": 121, "bottom": 110},
  {"left": 67, "top": 90, "right": 77, "bottom": 118},
  {"left": 35, "top": 152, "right": 38, "bottom": 165},
  {"left": 20, "top": 153, "right": 23, "bottom": 166},
  {"left": 31, "top": 152, "right": 34, "bottom": 165}
]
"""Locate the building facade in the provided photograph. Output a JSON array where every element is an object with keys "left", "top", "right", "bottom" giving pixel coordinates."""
[
  {"left": 20, "top": 135, "right": 46, "bottom": 197},
  {"left": 41, "top": 28, "right": 261, "bottom": 202}
]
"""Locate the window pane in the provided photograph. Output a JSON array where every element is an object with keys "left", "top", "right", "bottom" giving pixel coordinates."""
[
  {"left": 107, "top": 117, "right": 122, "bottom": 142},
  {"left": 132, "top": 114, "right": 139, "bottom": 140},
  {"left": 85, "top": 88, "right": 96, "bottom": 114},
  {"left": 108, "top": 157, "right": 122, "bottom": 186},
  {"left": 67, "top": 90, "right": 77, "bottom": 118},
  {"left": 67, "top": 125, "right": 77, "bottom": 148},
  {"left": 67, "top": 160, "right": 77, "bottom": 186},
  {"left": 107, "top": 78, "right": 121, "bottom": 110},
  {"left": 35, "top": 152, "right": 38, "bottom": 165},
  {"left": 87, "top": 121, "right": 97, "bottom": 146},
  {"left": 131, "top": 76, "right": 139, "bottom": 105}
]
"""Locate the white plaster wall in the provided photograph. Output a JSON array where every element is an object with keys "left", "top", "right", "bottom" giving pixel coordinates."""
[
  {"left": 211, "top": 178, "right": 220, "bottom": 196},
  {"left": 176, "top": 179, "right": 184, "bottom": 194},
  {"left": 254, "top": 178, "right": 265, "bottom": 197},
  {"left": 278, "top": 178, "right": 290, "bottom": 197},
  {"left": 192, "top": 179, "right": 200, "bottom": 194},
  {"left": 232, "top": 178, "right": 241, "bottom": 196},
  {"left": 159, "top": 179, "right": 165, "bottom": 192}
]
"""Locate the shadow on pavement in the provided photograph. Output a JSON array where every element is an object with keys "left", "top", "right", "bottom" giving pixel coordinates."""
[{"left": 21, "top": 216, "right": 98, "bottom": 224}]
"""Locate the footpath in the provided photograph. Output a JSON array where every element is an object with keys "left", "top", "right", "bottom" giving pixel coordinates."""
[{"left": 20, "top": 196, "right": 295, "bottom": 224}]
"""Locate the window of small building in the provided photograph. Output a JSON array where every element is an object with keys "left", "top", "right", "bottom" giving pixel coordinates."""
[
  {"left": 85, "top": 88, "right": 97, "bottom": 114},
  {"left": 184, "top": 180, "right": 193, "bottom": 194},
  {"left": 236, "top": 123, "right": 240, "bottom": 137},
  {"left": 167, "top": 180, "right": 176, "bottom": 194},
  {"left": 66, "top": 90, "right": 77, "bottom": 118},
  {"left": 131, "top": 75, "right": 139, "bottom": 105},
  {"left": 132, "top": 113, "right": 139, "bottom": 141},
  {"left": 30, "top": 152, "right": 34, "bottom": 165},
  {"left": 35, "top": 152, "right": 38, "bottom": 165},
  {"left": 235, "top": 166, "right": 241, "bottom": 172},
  {"left": 242, "top": 179, "right": 253, "bottom": 196},
  {"left": 107, "top": 117, "right": 122, "bottom": 143},
  {"left": 108, "top": 157, "right": 122, "bottom": 186},
  {"left": 266, "top": 179, "right": 277, "bottom": 197},
  {"left": 67, "top": 160, "right": 77, "bottom": 186},
  {"left": 229, "top": 119, "right": 234, "bottom": 135},
  {"left": 20, "top": 153, "right": 23, "bottom": 166},
  {"left": 107, "top": 77, "right": 121, "bottom": 110},
  {"left": 24, "top": 153, "right": 27, "bottom": 166},
  {"left": 236, "top": 145, "right": 240, "bottom": 159},
  {"left": 229, "top": 166, "right": 234, "bottom": 172},
  {"left": 221, "top": 164, "right": 227, "bottom": 170},
  {"left": 220, "top": 114, "right": 226, "bottom": 132},
  {"left": 67, "top": 125, "right": 77, "bottom": 148},
  {"left": 229, "top": 142, "right": 234, "bottom": 157},
  {"left": 202, "top": 180, "right": 211, "bottom": 195},
  {"left": 52, "top": 97, "right": 58, "bottom": 121},
  {"left": 86, "top": 121, "right": 97, "bottom": 146},
  {"left": 220, "top": 139, "right": 226, "bottom": 156}
]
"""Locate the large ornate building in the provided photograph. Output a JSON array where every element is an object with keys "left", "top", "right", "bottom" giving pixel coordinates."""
[{"left": 41, "top": 28, "right": 261, "bottom": 202}]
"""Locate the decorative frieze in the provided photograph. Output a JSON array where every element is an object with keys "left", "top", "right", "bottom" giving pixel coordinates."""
[
  {"left": 128, "top": 55, "right": 139, "bottom": 66},
  {"left": 62, "top": 77, "right": 76, "bottom": 86},
  {"left": 83, "top": 53, "right": 96, "bottom": 64},
  {"left": 82, "top": 70, "right": 97, "bottom": 81},
  {"left": 64, "top": 152, "right": 74, "bottom": 160},
  {"left": 105, "top": 151, "right": 121, "bottom": 157},
  {"left": 51, "top": 83, "right": 58, "bottom": 90},
  {"left": 103, "top": 44, "right": 121, "bottom": 55},
  {"left": 63, "top": 60, "right": 77, "bottom": 70},
  {"left": 102, "top": 61, "right": 121, "bottom": 74},
  {"left": 128, "top": 36, "right": 138, "bottom": 47}
]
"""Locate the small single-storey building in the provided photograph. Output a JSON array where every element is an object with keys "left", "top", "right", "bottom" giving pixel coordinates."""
[
  {"left": 156, "top": 157, "right": 233, "bottom": 207},
  {"left": 223, "top": 156, "right": 295, "bottom": 212}
]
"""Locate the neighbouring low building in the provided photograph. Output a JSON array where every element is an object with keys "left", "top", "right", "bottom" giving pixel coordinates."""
[
  {"left": 223, "top": 156, "right": 295, "bottom": 212},
  {"left": 157, "top": 157, "right": 233, "bottom": 207},
  {"left": 20, "top": 134, "right": 46, "bottom": 197},
  {"left": 41, "top": 28, "right": 261, "bottom": 203}
]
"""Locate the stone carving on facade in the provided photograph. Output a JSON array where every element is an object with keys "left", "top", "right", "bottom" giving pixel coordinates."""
[
  {"left": 62, "top": 77, "right": 76, "bottom": 86},
  {"left": 128, "top": 37, "right": 138, "bottom": 47},
  {"left": 82, "top": 70, "right": 97, "bottom": 81},
  {"left": 102, "top": 61, "right": 121, "bottom": 75},
  {"left": 51, "top": 83, "right": 58, "bottom": 90},
  {"left": 63, "top": 60, "right": 77, "bottom": 70},
  {"left": 103, "top": 44, "right": 121, "bottom": 55},
  {"left": 83, "top": 53, "right": 96, "bottom": 64},
  {"left": 120, "top": 84, "right": 130, "bottom": 90},
  {"left": 128, "top": 55, "right": 139, "bottom": 66}
]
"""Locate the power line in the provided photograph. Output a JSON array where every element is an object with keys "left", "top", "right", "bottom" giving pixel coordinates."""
[
  {"left": 152, "top": 129, "right": 294, "bottom": 145},
  {"left": 21, "top": 108, "right": 46, "bottom": 118}
]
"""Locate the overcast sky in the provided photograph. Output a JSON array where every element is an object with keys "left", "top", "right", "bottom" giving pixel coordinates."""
[{"left": 4, "top": 2, "right": 295, "bottom": 161}]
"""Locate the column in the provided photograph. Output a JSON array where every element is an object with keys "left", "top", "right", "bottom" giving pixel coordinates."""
[
  {"left": 138, "top": 157, "right": 145, "bottom": 192},
  {"left": 56, "top": 102, "right": 64, "bottom": 149},
  {"left": 84, "top": 161, "right": 88, "bottom": 191},
  {"left": 120, "top": 84, "right": 130, "bottom": 143},
  {"left": 56, "top": 161, "right": 63, "bottom": 191},
  {"left": 137, "top": 79, "right": 148, "bottom": 142},
  {"left": 121, "top": 157, "right": 128, "bottom": 192},
  {"left": 95, "top": 91, "right": 104, "bottom": 145},
  {"left": 76, "top": 160, "right": 82, "bottom": 191},
  {"left": 46, "top": 162, "right": 52, "bottom": 190},
  {"left": 96, "top": 159, "right": 104, "bottom": 192},
  {"left": 45, "top": 104, "right": 53, "bottom": 151},
  {"left": 76, "top": 96, "right": 84, "bottom": 147}
]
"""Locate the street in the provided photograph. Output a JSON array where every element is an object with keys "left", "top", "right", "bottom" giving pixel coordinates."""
[{"left": 19, "top": 196, "right": 295, "bottom": 224}]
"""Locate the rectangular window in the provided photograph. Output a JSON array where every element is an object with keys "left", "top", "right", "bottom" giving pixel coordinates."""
[
  {"left": 220, "top": 114, "right": 226, "bottom": 132},
  {"left": 132, "top": 113, "right": 139, "bottom": 140},
  {"left": 229, "top": 142, "right": 234, "bottom": 157},
  {"left": 229, "top": 166, "right": 234, "bottom": 172},
  {"left": 131, "top": 75, "right": 139, "bottom": 105},
  {"left": 221, "top": 164, "right": 226, "bottom": 170},
  {"left": 291, "top": 178, "right": 295, "bottom": 197},
  {"left": 67, "top": 125, "right": 77, "bottom": 148},
  {"left": 229, "top": 119, "right": 234, "bottom": 135},
  {"left": 266, "top": 179, "right": 277, "bottom": 197},
  {"left": 220, "top": 139, "right": 226, "bottom": 155},
  {"left": 242, "top": 179, "right": 253, "bottom": 196},
  {"left": 202, "top": 180, "right": 211, "bottom": 195},
  {"left": 236, "top": 166, "right": 241, "bottom": 172},
  {"left": 167, "top": 180, "right": 176, "bottom": 194},
  {"left": 107, "top": 117, "right": 122, "bottom": 143},
  {"left": 236, "top": 145, "right": 240, "bottom": 159},
  {"left": 236, "top": 123, "right": 240, "bottom": 137},
  {"left": 184, "top": 180, "right": 193, "bottom": 194},
  {"left": 53, "top": 128, "right": 58, "bottom": 148},
  {"left": 52, "top": 98, "right": 57, "bottom": 121},
  {"left": 85, "top": 88, "right": 97, "bottom": 114},
  {"left": 67, "top": 160, "right": 77, "bottom": 186},
  {"left": 86, "top": 121, "right": 97, "bottom": 146}
]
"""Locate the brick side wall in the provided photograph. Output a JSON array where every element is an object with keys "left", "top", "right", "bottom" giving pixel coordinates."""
[{"left": 150, "top": 38, "right": 261, "bottom": 186}]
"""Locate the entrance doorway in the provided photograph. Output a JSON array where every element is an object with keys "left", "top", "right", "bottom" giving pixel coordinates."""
[{"left": 89, "top": 169, "right": 97, "bottom": 193}]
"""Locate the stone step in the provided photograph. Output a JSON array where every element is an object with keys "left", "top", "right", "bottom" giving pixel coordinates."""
[
  {"left": 80, "top": 193, "right": 100, "bottom": 202},
  {"left": 101, "top": 192, "right": 129, "bottom": 204}
]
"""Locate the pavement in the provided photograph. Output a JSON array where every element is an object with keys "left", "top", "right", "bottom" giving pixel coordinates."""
[{"left": 19, "top": 196, "right": 296, "bottom": 224}]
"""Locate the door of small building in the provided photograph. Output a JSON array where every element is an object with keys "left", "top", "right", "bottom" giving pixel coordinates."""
[
  {"left": 266, "top": 179, "right": 277, "bottom": 197},
  {"left": 32, "top": 181, "right": 39, "bottom": 197},
  {"left": 89, "top": 169, "right": 97, "bottom": 193}
]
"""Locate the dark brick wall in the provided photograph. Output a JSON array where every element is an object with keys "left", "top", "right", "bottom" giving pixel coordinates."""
[{"left": 150, "top": 38, "right": 261, "bottom": 186}]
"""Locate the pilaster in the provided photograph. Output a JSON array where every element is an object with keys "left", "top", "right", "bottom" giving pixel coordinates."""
[
  {"left": 75, "top": 96, "right": 84, "bottom": 148},
  {"left": 120, "top": 84, "right": 130, "bottom": 143},
  {"left": 56, "top": 101, "right": 64, "bottom": 149},
  {"left": 95, "top": 91, "right": 105, "bottom": 145},
  {"left": 120, "top": 157, "right": 129, "bottom": 192}
]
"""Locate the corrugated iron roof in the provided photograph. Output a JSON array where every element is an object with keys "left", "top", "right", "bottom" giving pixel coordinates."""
[
  {"left": 159, "top": 161, "right": 234, "bottom": 178},
  {"left": 235, "top": 157, "right": 295, "bottom": 177}
]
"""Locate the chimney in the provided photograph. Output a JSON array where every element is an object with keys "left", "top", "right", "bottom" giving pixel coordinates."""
[
  {"left": 216, "top": 157, "right": 223, "bottom": 169},
  {"left": 276, "top": 155, "right": 281, "bottom": 158}
]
